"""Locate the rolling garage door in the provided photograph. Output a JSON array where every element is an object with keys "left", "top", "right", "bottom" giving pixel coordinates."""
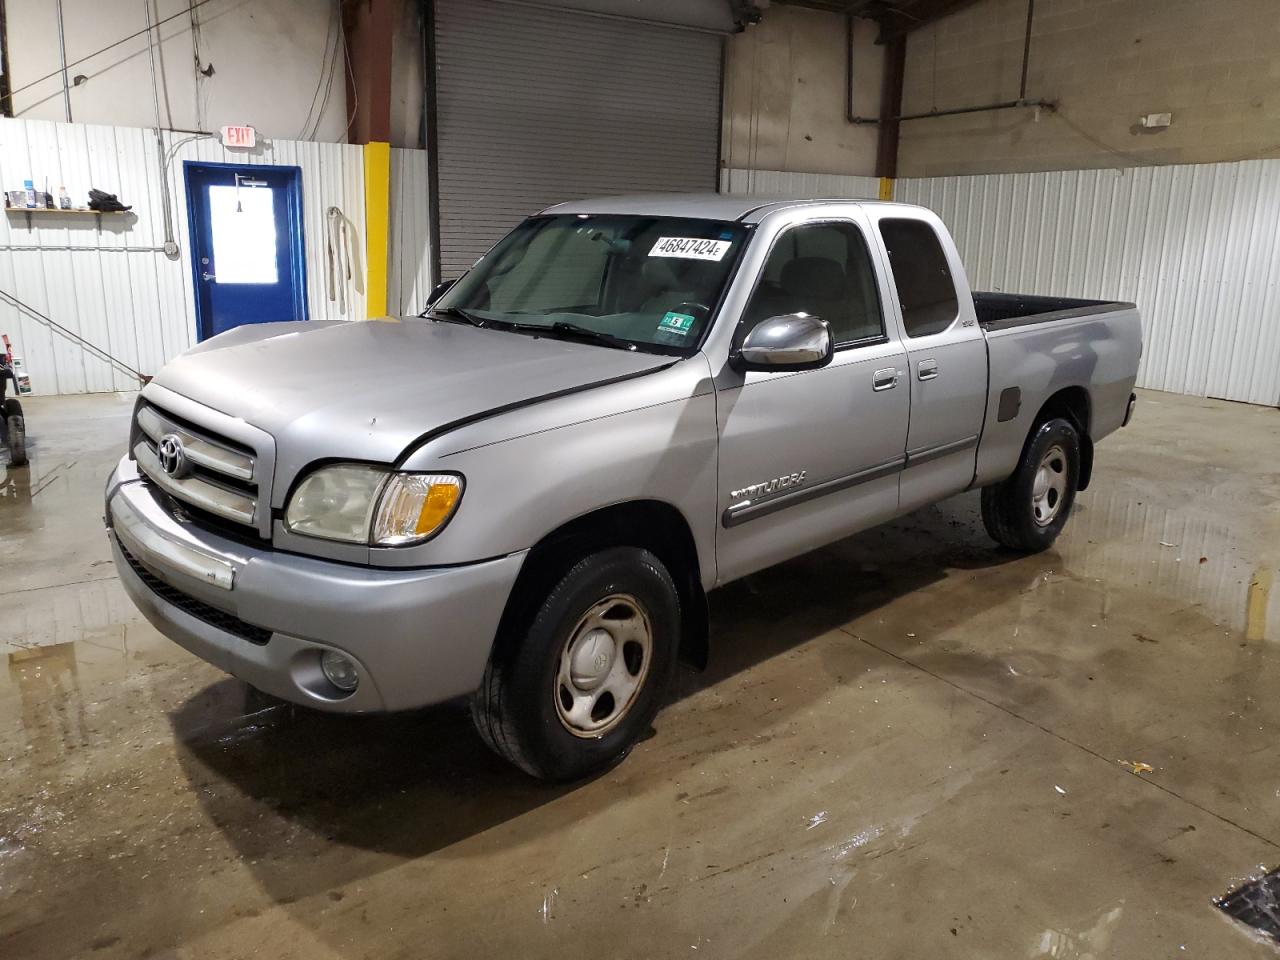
[{"left": 432, "top": 0, "right": 729, "bottom": 279}]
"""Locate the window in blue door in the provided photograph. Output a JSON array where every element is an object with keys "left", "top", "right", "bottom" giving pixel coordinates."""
[{"left": 184, "top": 162, "right": 308, "bottom": 340}]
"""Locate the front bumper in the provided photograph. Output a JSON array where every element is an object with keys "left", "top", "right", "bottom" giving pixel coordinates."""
[{"left": 105, "top": 457, "right": 525, "bottom": 712}]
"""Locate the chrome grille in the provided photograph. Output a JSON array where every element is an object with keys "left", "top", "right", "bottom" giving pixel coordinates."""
[{"left": 133, "top": 401, "right": 266, "bottom": 536}]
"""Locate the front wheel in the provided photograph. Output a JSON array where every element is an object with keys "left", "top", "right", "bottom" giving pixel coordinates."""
[
  {"left": 470, "top": 546, "right": 680, "bottom": 781},
  {"left": 981, "top": 417, "right": 1081, "bottom": 553}
]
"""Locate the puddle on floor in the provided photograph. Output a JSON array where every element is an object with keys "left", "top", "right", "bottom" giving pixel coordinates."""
[{"left": 1216, "top": 867, "right": 1280, "bottom": 945}]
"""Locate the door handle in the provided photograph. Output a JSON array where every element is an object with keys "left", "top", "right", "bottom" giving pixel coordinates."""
[
  {"left": 872, "top": 367, "right": 899, "bottom": 391},
  {"left": 201, "top": 272, "right": 216, "bottom": 282},
  {"left": 918, "top": 359, "right": 939, "bottom": 381}
]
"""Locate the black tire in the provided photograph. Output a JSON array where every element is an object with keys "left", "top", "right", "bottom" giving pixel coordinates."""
[
  {"left": 981, "top": 417, "right": 1080, "bottom": 553},
  {"left": 5, "top": 413, "right": 25, "bottom": 466},
  {"left": 470, "top": 546, "right": 680, "bottom": 781}
]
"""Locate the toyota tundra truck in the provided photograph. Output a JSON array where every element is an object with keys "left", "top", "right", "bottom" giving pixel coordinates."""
[{"left": 105, "top": 195, "right": 1142, "bottom": 780}]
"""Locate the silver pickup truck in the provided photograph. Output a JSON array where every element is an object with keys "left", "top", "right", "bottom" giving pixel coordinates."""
[{"left": 105, "top": 195, "right": 1141, "bottom": 779}]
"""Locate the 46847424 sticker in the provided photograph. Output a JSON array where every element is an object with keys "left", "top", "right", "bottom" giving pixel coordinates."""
[{"left": 648, "top": 237, "right": 732, "bottom": 261}]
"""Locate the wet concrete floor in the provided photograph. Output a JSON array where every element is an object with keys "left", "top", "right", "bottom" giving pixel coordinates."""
[{"left": 1, "top": 388, "right": 1278, "bottom": 959}]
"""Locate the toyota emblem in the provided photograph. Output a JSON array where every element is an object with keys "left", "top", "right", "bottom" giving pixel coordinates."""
[{"left": 157, "top": 433, "right": 190, "bottom": 478}]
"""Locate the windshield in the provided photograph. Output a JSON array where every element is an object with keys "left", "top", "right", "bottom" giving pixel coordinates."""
[{"left": 433, "top": 214, "right": 750, "bottom": 352}]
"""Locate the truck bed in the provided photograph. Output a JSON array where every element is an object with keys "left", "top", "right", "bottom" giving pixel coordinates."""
[
  {"left": 974, "top": 292, "right": 1136, "bottom": 331},
  {"left": 972, "top": 293, "right": 1143, "bottom": 491}
]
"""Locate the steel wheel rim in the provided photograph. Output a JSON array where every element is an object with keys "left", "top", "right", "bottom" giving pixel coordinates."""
[
  {"left": 554, "top": 593, "right": 652, "bottom": 738},
  {"left": 1031, "top": 443, "right": 1068, "bottom": 526}
]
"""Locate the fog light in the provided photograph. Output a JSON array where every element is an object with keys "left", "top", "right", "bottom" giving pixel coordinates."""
[{"left": 320, "top": 650, "right": 359, "bottom": 692}]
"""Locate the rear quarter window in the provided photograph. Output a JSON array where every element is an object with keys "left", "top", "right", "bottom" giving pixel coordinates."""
[{"left": 878, "top": 218, "right": 959, "bottom": 338}]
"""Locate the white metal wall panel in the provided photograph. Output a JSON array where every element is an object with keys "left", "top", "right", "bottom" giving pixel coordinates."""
[
  {"left": 389, "top": 147, "right": 433, "bottom": 316},
  {"left": 897, "top": 161, "right": 1280, "bottom": 406},
  {"left": 719, "top": 167, "right": 881, "bottom": 200},
  {"left": 433, "top": 0, "right": 723, "bottom": 278},
  {"left": 0, "top": 116, "right": 367, "bottom": 396}
]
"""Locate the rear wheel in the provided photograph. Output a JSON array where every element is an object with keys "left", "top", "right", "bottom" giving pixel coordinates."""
[
  {"left": 4, "top": 402, "right": 26, "bottom": 466},
  {"left": 981, "top": 417, "right": 1080, "bottom": 552},
  {"left": 470, "top": 546, "right": 680, "bottom": 781}
]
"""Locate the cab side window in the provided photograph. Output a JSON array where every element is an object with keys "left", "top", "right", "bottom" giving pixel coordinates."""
[
  {"left": 743, "top": 222, "right": 884, "bottom": 346},
  {"left": 878, "top": 218, "right": 960, "bottom": 337}
]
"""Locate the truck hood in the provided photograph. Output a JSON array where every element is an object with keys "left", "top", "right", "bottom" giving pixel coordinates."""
[{"left": 149, "top": 318, "right": 673, "bottom": 468}]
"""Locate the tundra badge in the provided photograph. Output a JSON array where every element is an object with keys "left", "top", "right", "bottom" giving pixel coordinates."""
[{"left": 731, "top": 471, "right": 807, "bottom": 503}]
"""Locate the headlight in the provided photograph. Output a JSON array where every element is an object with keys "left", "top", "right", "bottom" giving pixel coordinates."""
[
  {"left": 285, "top": 465, "right": 464, "bottom": 546},
  {"left": 285, "top": 464, "right": 386, "bottom": 543}
]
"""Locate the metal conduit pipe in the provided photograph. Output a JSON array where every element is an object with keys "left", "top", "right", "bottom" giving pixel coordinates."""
[
  {"left": 143, "top": 0, "right": 180, "bottom": 259},
  {"left": 3, "top": 0, "right": 219, "bottom": 110},
  {"left": 0, "top": 245, "right": 170, "bottom": 253},
  {"left": 850, "top": 0, "right": 1055, "bottom": 125}
]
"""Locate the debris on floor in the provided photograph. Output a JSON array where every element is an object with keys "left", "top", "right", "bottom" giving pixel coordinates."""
[{"left": 1117, "top": 760, "right": 1154, "bottom": 775}]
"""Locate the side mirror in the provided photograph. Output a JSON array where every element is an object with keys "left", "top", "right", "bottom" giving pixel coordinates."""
[
  {"left": 425, "top": 278, "right": 456, "bottom": 307},
  {"left": 731, "top": 313, "right": 833, "bottom": 372}
]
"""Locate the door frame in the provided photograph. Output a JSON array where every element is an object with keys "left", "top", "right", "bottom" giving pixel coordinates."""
[{"left": 183, "top": 160, "right": 309, "bottom": 341}]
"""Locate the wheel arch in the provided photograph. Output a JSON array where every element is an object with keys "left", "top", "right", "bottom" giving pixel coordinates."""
[
  {"left": 1031, "top": 385, "right": 1094, "bottom": 489},
  {"left": 496, "top": 500, "right": 709, "bottom": 669}
]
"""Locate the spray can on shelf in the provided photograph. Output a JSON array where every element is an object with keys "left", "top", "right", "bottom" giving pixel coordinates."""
[
  {"left": 22, "top": 179, "right": 36, "bottom": 208},
  {"left": 58, "top": 186, "right": 71, "bottom": 210}
]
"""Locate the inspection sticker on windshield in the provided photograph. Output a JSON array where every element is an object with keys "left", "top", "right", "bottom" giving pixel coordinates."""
[
  {"left": 649, "top": 237, "right": 732, "bottom": 261},
  {"left": 658, "top": 311, "right": 696, "bottom": 335}
]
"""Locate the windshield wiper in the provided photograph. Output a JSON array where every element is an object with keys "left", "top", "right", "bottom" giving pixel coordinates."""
[
  {"left": 426, "top": 305, "right": 486, "bottom": 328},
  {"left": 545, "top": 321, "right": 636, "bottom": 351}
]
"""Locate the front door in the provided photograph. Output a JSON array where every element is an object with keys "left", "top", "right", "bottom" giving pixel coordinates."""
[
  {"left": 715, "top": 217, "right": 910, "bottom": 584},
  {"left": 184, "top": 162, "right": 308, "bottom": 340}
]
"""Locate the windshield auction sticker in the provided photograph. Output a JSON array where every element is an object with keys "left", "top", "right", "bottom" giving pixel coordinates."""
[{"left": 649, "top": 237, "right": 732, "bottom": 261}]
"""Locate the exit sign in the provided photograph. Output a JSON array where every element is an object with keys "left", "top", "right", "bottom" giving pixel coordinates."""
[{"left": 220, "top": 125, "right": 256, "bottom": 149}]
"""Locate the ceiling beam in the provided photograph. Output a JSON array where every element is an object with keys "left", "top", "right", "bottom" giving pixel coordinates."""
[
  {"left": 876, "top": 0, "right": 987, "bottom": 41},
  {"left": 771, "top": 1, "right": 881, "bottom": 15}
]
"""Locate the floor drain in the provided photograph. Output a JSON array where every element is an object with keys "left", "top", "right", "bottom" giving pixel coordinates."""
[{"left": 1215, "top": 868, "right": 1280, "bottom": 941}]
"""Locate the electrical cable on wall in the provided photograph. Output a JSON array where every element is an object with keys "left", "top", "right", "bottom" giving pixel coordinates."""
[
  {"left": 2, "top": 0, "right": 221, "bottom": 110},
  {"left": 298, "top": 1, "right": 342, "bottom": 140},
  {"left": 343, "top": 20, "right": 359, "bottom": 137},
  {"left": 189, "top": 0, "right": 212, "bottom": 132}
]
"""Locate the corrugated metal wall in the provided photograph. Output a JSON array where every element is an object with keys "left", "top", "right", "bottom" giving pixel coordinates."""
[
  {"left": 897, "top": 162, "right": 1280, "bottom": 407},
  {"left": 389, "top": 147, "right": 433, "bottom": 316},
  {"left": 0, "top": 117, "right": 368, "bottom": 395},
  {"left": 726, "top": 161, "right": 1280, "bottom": 406}
]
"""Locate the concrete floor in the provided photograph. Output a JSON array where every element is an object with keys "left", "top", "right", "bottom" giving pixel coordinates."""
[{"left": 1, "top": 389, "right": 1278, "bottom": 959}]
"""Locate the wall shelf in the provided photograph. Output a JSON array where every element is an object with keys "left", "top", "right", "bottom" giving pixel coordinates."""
[{"left": 5, "top": 207, "right": 132, "bottom": 229}]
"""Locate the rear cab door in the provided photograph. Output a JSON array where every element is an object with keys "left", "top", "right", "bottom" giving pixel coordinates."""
[
  {"left": 864, "top": 206, "right": 989, "bottom": 511},
  {"left": 706, "top": 203, "right": 910, "bottom": 583}
]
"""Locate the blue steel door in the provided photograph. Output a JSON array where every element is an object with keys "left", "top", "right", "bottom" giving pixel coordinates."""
[{"left": 185, "top": 162, "right": 308, "bottom": 340}]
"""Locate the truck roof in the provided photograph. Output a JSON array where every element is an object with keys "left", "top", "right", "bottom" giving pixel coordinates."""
[{"left": 539, "top": 193, "right": 924, "bottom": 223}]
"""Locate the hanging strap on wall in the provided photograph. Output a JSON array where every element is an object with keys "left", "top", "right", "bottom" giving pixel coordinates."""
[{"left": 325, "top": 206, "right": 360, "bottom": 316}]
